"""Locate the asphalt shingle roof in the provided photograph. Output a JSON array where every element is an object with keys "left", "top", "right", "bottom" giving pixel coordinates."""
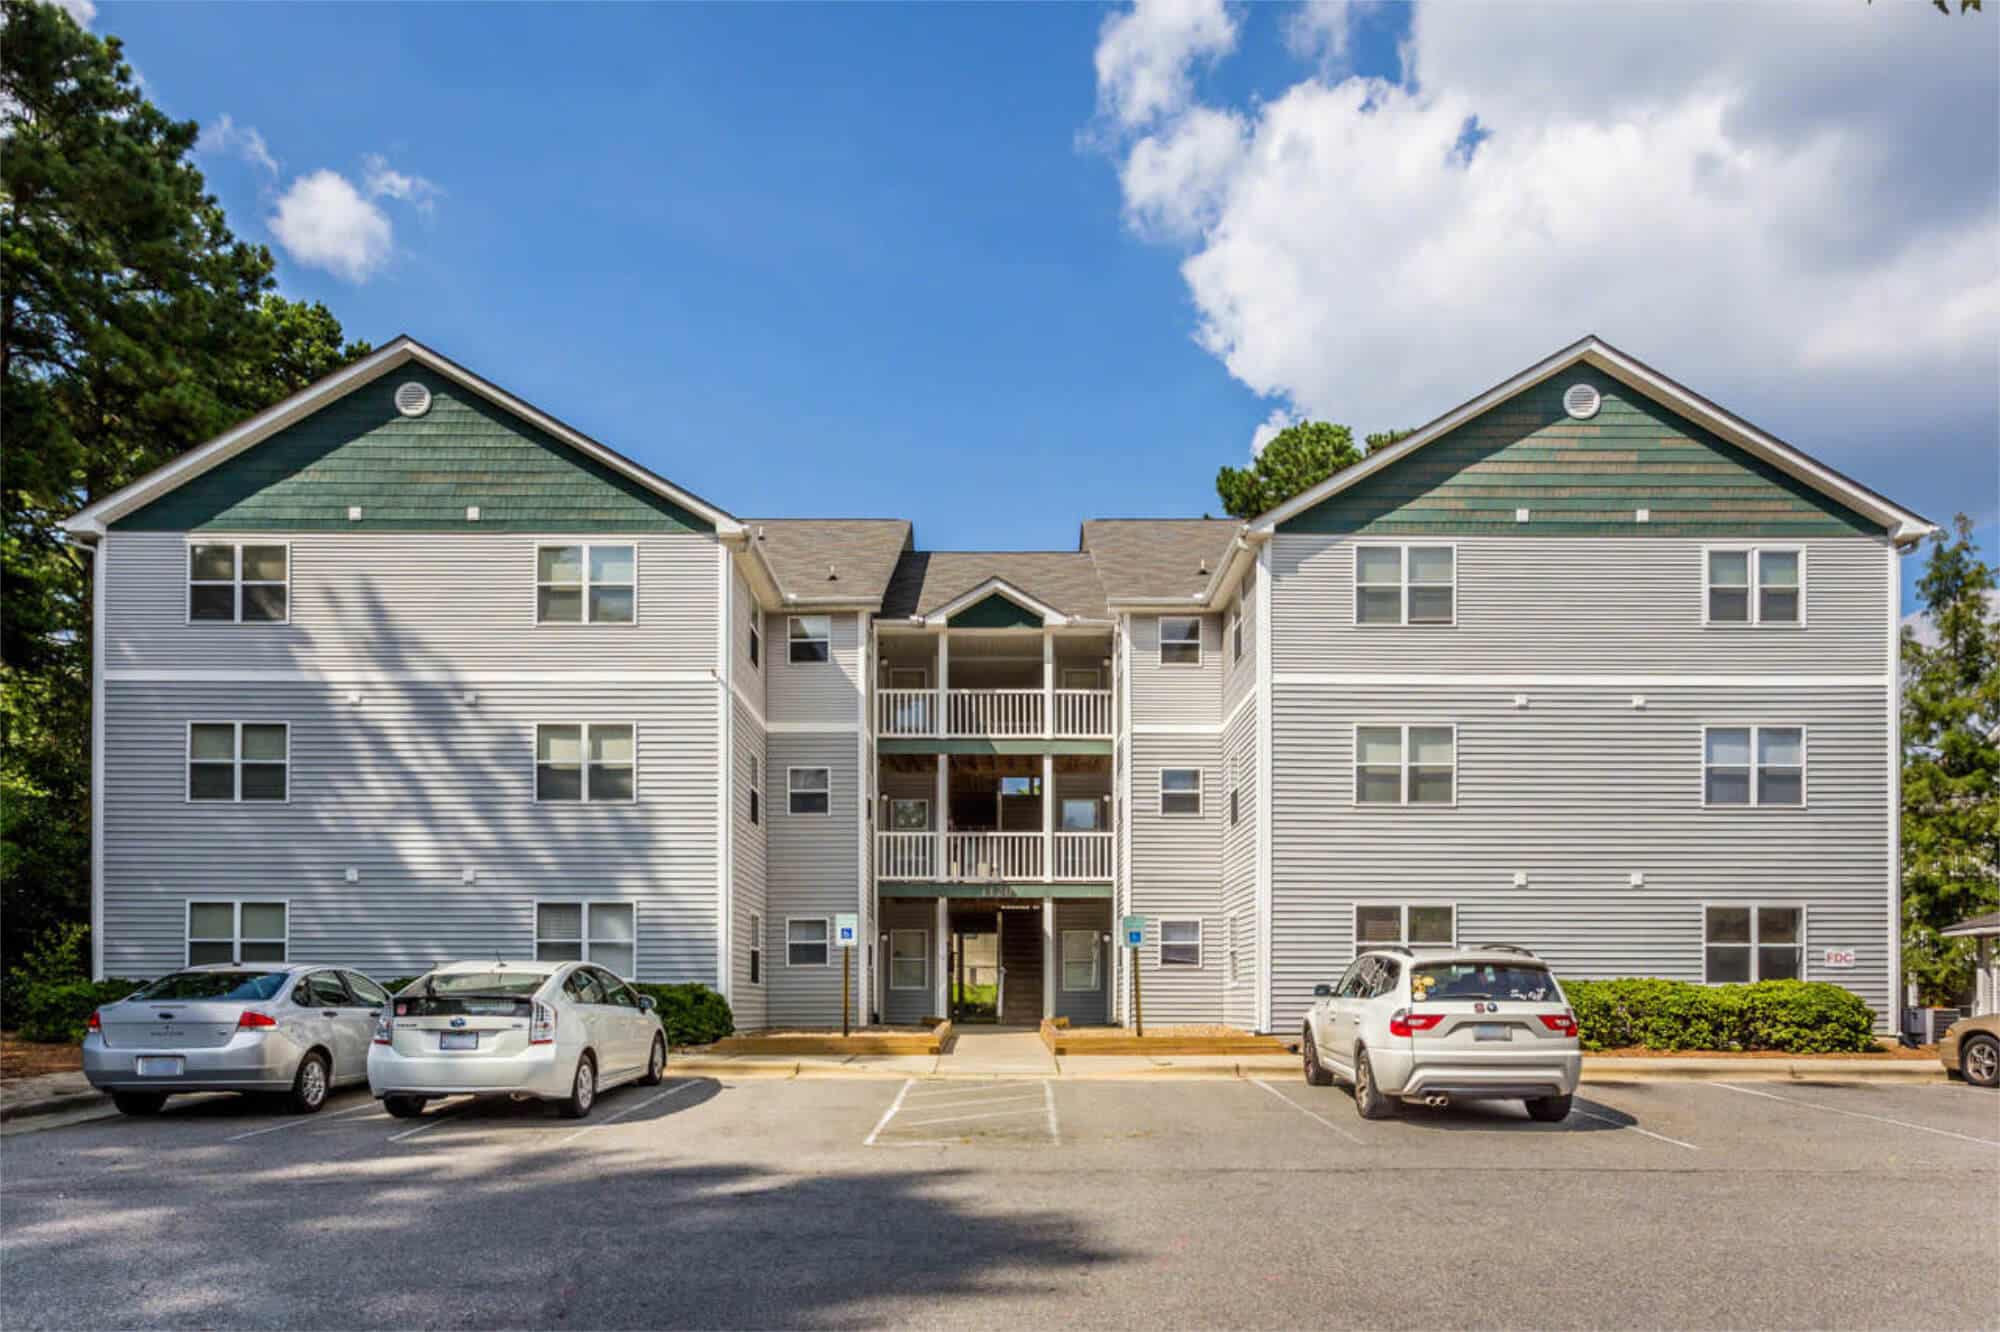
[
  {"left": 880, "top": 551, "right": 1110, "bottom": 621},
  {"left": 1080, "top": 519, "right": 1242, "bottom": 604},
  {"left": 746, "top": 519, "right": 911, "bottom": 606}
]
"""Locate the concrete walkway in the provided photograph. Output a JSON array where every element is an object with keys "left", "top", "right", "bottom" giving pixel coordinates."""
[{"left": 943, "top": 1028, "right": 1059, "bottom": 1075}]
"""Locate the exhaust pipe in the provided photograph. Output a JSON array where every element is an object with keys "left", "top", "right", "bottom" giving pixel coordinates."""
[{"left": 1422, "top": 1093, "right": 1450, "bottom": 1108}]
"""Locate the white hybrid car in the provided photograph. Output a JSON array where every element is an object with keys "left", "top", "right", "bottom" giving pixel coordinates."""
[
  {"left": 1301, "top": 944, "right": 1581, "bottom": 1121},
  {"left": 368, "top": 960, "right": 667, "bottom": 1119}
]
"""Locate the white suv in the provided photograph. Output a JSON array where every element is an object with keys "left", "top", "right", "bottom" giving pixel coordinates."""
[{"left": 1301, "top": 944, "right": 1581, "bottom": 1121}]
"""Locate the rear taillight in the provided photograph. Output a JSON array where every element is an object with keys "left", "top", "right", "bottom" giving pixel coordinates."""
[
  {"left": 237, "top": 1010, "right": 278, "bottom": 1030},
  {"left": 1539, "top": 1011, "right": 1578, "bottom": 1037},
  {"left": 372, "top": 1011, "right": 393, "bottom": 1045},
  {"left": 86, "top": 1010, "right": 102, "bottom": 1034},
  {"left": 1389, "top": 1009, "right": 1446, "bottom": 1038},
  {"left": 530, "top": 1001, "right": 555, "bottom": 1045}
]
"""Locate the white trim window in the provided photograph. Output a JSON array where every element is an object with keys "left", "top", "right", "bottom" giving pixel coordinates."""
[
  {"left": 188, "top": 722, "right": 289, "bottom": 802},
  {"left": 1354, "top": 724, "right": 1456, "bottom": 805},
  {"left": 1159, "top": 918, "right": 1202, "bottom": 967},
  {"left": 1160, "top": 768, "right": 1202, "bottom": 816},
  {"left": 186, "top": 899, "right": 288, "bottom": 965},
  {"left": 788, "top": 767, "right": 831, "bottom": 815},
  {"left": 1228, "top": 748, "right": 1242, "bottom": 826},
  {"left": 747, "top": 754, "right": 762, "bottom": 825},
  {"left": 1062, "top": 929, "right": 1100, "bottom": 991},
  {"left": 536, "top": 901, "right": 637, "bottom": 978},
  {"left": 1229, "top": 603, "right": 1244, "bottom": 664},
  {"left": 1227, "top": 911, "right": 1248, "bottom": 985},
  {"left": 1703, "top": 726, "right": 1804, "bottom": 807},
  {"left": 1706, "top": 547, "right": 1803, "bottom": 626},
  {"left": 536, "top": 723, "right": 636, "bottom": 803},
  {"left": 536, "top": 543, "right": 636, "bottom": 625},
  {"left": 748, "top": 618, "right": 761, "bottom": 669},
  {"left": 890, "top": 929, "right": 929, "bottom": 990},
  {"left": 1704, "top": 905, "right": 1804, "bottom": 983},
  {"left": 1159, "top": 616, "right": 1202, "bottom": 666},
  {"left": 188, "top": 542, "right": 289, "bottom": 624},
  {"left": 787, "top": 917, "right": 830, "bottom": 967},
  {"left": 888, "top": 797, "right": 929, "bottom": 831},
  {"left": 1354, "top": 903, "right": 1456, "bottom": 949},
  {"left": 1355, "top": 544, "right": 1455, "bottom": 626},
  {"left": 748, "top": 912, "right": 764, "bottom": 985},
  {"left": 788, "top": 615, "right": 831, "bottom": 664}
]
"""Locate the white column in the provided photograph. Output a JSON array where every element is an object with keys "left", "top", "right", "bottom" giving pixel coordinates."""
[
  {"left": 1042, "top": 896, "right": 1056, "bottom": 1019},
  {"left": 935, "top": 895, "right": 949, "bottom": 1020},
  {"left": 937, "top": 630, "right": 950, "bottom": 737},
  {"left": 1042, "top": 628, "right": 1055, "bottom": 737},
  {"left": 935, "top": 753, "right": 948, "bottom": 882},
  {"left": 1042, "top": 750, "right": 1054, "bottom": 882}
]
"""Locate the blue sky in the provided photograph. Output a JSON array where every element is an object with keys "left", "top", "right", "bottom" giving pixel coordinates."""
[{"left": 90, "top": 1, "right": 1999, "bottom": 611}]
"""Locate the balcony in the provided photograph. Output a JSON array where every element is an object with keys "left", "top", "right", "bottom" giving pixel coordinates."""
[
  {"left": 876, "top": 688, "right": 1113, "bottom": 739},
  {"left": 877, "top": 830, "right": 1115, "bottom": 883}
]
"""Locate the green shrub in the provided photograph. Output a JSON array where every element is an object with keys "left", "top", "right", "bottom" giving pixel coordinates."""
[
  {"left": 1, "top": 922, "right": 94, "bottom": 1030},
  {"left": 1561, "top": 977, "right": 1876, "bottom": 1053},
  {"left": 634, "top": 982, "right": 733, "bottom": 1046},
  {"left": 13, "top": 978, "right": 150, "bottom": 1043}
]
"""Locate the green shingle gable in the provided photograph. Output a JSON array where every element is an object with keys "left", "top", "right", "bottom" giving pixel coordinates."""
[
  {"left": 1279, "top": 366, "right": 1881, "bottom": 538},
  {"left": 114, "top": 367, "right": 711, "bottom": 533},
  {"left": 947, "top": 592, "right": 1044, "bottom": 630}
]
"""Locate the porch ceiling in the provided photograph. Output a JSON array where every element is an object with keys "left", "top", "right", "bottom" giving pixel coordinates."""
[
  {"left": 879, "top": 882, "right": 1113, "bottom": 900},
  {"left": 878, "top": 752, "right": 1109, "bottom": 775},
  {"left": 877, "top": 738, "right": 1113, "bottom": 758}
]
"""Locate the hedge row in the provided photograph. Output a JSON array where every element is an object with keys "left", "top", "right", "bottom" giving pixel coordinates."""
[{"left": 1563, "top": 978, "right": 1877, "bottom": 1053}]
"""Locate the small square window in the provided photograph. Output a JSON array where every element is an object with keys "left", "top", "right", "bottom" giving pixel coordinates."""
[
  {"left": 537, "top": 544, "right": 635, "bottom": 625},
  {"left": 536, "top": 724, "right": 635, "bottom": 803},
  {"left": 1704, "top": 904, "right": 1801, "bottom": 983},
  {"left": 1708, "top": 548, "right": 1802, "bottom": 627},
  {"left": 1159, "top": 616, "right": 1202, "bottom": 666},
  {"left": 789, "top": 616, "right": 831, "bottom": 663},
  {"left": 1355, "top": 725, "right": 1454, "bottom": 805},
  {"left": 1160, "top": 768, "right": 1201, "bottom": 816},
  {"left": 1356, "top": 545, "right": 1453, "bottom": 625},
  {"left": 1705, "top": 725, "right": 1803, "bottom": 808},
  {"left": 188, "top": 722, "right": 288, "bottom": 803},
  {"left": 1159, "top": 918, "right": 1201, "bottom": 967},
  {"left": 186, "top": 900, "right": 287, "bottom": 966},
  {"left": 789, "top": 767, "right": 831, "bottom": 816},
  {"left": 189, "top": 544, "right": 289, "bottom": 624},
  {"left": 788, "top": 918, "right": 830, "bottom": 967},
  {"left": 1353, "top": 903, "right": 1454, "bottom": 949}
]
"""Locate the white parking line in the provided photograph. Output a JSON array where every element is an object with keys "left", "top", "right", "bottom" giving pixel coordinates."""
[
  {"left": 895, "top": 1092, "right": 1046, "bottom": 1113},
  {"left": 863, "top": 1079, "right": 915, "bottom": 1147},
  {"left": 1250, "top": 1078, "right": 1364, "bottom": 1144},
  {"left": 900, "top": 1082, "right": 1037, "bottom": 1101},
  {"left": 225, "top": 1100, "right": 380, "bottom": 1142},
  {"left": 1043, "top": 1079, "right": 1060, "bottom": 1146},
  {"left": 386, "top": 1099, "right": 470, "bottom": 1142},
  {"left": 554, "top": 1081, "right": 698, "bottom": 1147},
  {"left": 898, "top": 1105, "right": 1051, "bottom": 1129},
  {"left": 1571, "top": 1108, "right": 1699, "bottom": 1151},
  {"left": 1711, "top": 1082, "right": 2000, "bottom": 1148}
]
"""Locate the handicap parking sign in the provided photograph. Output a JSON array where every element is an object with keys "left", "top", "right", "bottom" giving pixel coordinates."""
[
  {"left": 834, "top": 913, "right": 859, "bottom": 948},
  {"left": 1121, "top": 914, "right": 1147, "bottom": 948}
]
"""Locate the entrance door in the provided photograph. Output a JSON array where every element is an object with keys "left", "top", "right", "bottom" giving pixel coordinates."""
[
  {"left": 998, "top": 906, "right": 1044, "bottom": 1025},
  {"left": 951, "top": 923, "right": 999, "bottom": 1022}
]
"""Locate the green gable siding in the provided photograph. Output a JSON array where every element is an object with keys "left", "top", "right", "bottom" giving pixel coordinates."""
[
  {"left": 947, "top": 593, "right": 1043, "bottom": 630},
  {"left": 1279, "top": 367, "right": 1880, "bottom": 539},
  {"left": 114, "top": 367, "right": 711, "bottom": 533}
]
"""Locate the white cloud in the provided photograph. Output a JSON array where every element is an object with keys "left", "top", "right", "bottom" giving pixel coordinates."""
[
  {"left": 198, "top": 114, "right": 277, "bottom": 174},
  {"left": 1249, "top": 407, "right": 1295, "bottom": 458},
  {"left": 269, "top": 170, "right": 393, "bottom": 283},
  {"left": 1282, "top": 1, "right": 1353, "bottom": 69},
  {"left": 1090, "top": 1, "right": 2000, "bottom": 505},
  {"left": 362, "top": 153, "right": 442, "bottom": 217},
  {"left": 51, "top": 0, "right": 95, "bottom": 26}
]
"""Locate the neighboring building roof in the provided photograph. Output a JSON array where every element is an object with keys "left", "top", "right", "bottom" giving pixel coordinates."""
[
  {"left": 881, "top": 551, "right": 1110, "bottom": 622},
  {"left": 1081, "top": 518, "right": 1243, "bottom": 605},
  {"left": 746, "top": 519, "right": 911, "bottom": 607},
  {"left": 1941, "top": 911, "right": 2000, "bottom": 939}
]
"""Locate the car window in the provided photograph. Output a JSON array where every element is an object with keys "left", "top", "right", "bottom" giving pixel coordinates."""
[
  {"left": 564, "top": 968, "right": 607, "bottom": 1005},
  {"left": 1329, "top": 960, "right": 1363, "bottom": 998},
  {"left": 1342, "top": 958, "right": 1377, "bottom": 999},
  {"left": 1371, "top": 958, "right": 1401, "bottom": 998},
  {"left": 594, "top": 971, "right": 638, "bottom": 1008},
  {"left": 134, "top": 971, "right": 290, "bottom": 1003},
  {"left": 343, "top": 972, "right": 390, "bottom": 1006},
  {"left": 1409, "top": 962, "right": 1563, "bottom": 1004},
  {"left": 309, "top": 972, "right": 353, "bottom": 1006}
]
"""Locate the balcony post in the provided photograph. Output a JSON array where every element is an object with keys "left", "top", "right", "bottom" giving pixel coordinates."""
[
  {"left": 936, "top": 630, "right": 949, "bottom": 737},
  {"left": 1042, "top": 895, "right": 1055, "bottom": 1020},
  {"left": 935, "top": 753, "right": 948, "bottom": 881},
  {"left": 1042, "top": 629, "right": 1054, "bottom": 737},
  {"left": 1042, "top": 750, "right": 1054, "bottom": 882},
  {"left": 935, "top": 895, "right": 948, "bottom": 1021}
]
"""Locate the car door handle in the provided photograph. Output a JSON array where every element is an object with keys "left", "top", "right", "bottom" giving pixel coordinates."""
[{"left": 322, "top": 1010, "right": 339, "bottom": 1018}]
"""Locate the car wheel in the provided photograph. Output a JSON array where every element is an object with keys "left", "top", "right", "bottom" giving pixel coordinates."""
[
  {"left": 1302, "top": 1028, "right": 1333, "bottom": 1087},
  {"left": 1526, "top": 1093, "right": 1573, "bottom": 1123},
  {"left": 559, "top": 1053, "right": 596, "bottom": 1119},
  {"left": 1352, "top": 1048, "right": 1394, "bottom": 1120},
  {"left": 1962, "top": 1034, "right": 2000, "bottom": 1088},
  {"left": 286, "top": 1051, "right": 330, "bottom": 1114},
  {"left": 111, "top": 1091, "right": 166, "bottom": 1116},
  {"left": 383, "top": 1095, "right": 428, "bottom": 1119},
  {"left": 639, "top": 1035, "right": 667, "bottom": 1087}
]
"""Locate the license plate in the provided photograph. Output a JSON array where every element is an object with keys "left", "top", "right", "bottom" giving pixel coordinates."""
[
  {"left": 439, "top": 1032, "right": 479, "bottom": 1051},
  {"left": 1473, "top": 1024, "right": 1510, "bottom": 1042},
  {"left": 134, "top": 1056, "right": 184, "bottom": 1076}
]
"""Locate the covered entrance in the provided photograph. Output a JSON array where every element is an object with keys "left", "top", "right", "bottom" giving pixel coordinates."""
[{"left": 877, "top": 890, "right": 1112, "bottom": 1028}]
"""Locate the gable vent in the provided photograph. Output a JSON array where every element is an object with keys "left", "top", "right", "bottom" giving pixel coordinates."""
[
  {"left": 1561, "top": 382, "right": 1601, "bottom": 420},
  {"left": 393, "top": 381, "right": 432, "bottom": 418}
]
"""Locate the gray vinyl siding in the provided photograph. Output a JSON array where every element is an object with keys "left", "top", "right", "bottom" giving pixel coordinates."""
[
  {"left": 766, "top": 732, "right": 860, "bottom": 1025},
  {"left": 767, "top": 611, "right": 863, "bottom": 726},
  {"left": 1054, "top": 899, "right": 1111, "bottom": 1025},
  {"left": 104, "top": 530, "right": 720, "bottom": 674},
  {"left": 1220, "top": 698, "right": 1259, "bottom": 1030},
  {"left": 100, "top": 680, "right": 719, "bottom": 983},
  {"left": 1128, "top": 733, "right": 1224, "bottom": 1024},
  {"left": 878, "top": 898, "right": 937, "bottom": 1025},
  {"left": 730, "top": 701, "right": 768, "bottom": 1030},
  {"left": 1128, "top": 613, "right": 1222, "bottom": 726},
  {"left": 1267, "top": 682, "right": 1892, "bottom": 1037},
  {"left": 1269, "top": 534, "right": 1888, "bottom": 677},
  {"left": 1222, "top": 565, "right": 1258, "bottom": 718},
  {"left": 731, "top": 569, "right": 764, "bottom": 703}
]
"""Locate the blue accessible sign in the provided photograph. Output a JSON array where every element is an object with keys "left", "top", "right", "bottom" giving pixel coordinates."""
[{"left": 1121, "top": 915, "right": 1148, "bottom": 949}]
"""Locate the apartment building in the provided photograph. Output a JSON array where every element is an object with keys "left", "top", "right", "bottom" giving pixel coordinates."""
[{"left": 63, "top": 335, "right": 1933, "bottom": 1034}]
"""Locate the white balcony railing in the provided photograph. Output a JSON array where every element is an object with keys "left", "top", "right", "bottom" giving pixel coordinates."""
[
  {"left": 947, "top": 831, "right": 1043, "bottom": 880},
  {"left": 1053, "top": 689, "right": 1113, "bottom": 738},
  {"left": 876, "top": 831, "right": 936, "bottom": 880},
  {"left": 947, "top": 689, "right": 1043, "bottom": 737},
  {"left": 876, "top": 690, "right": 938, "bottom": 737},
  {"left": 874, "top": 687, "right": 1112, "bottom": 738},
  {"left": 876, "top": 830, "right": 1115, "bottom": 883},
  {"left": 1051, "top": 831, "right": 1114, "bottom": 880}
]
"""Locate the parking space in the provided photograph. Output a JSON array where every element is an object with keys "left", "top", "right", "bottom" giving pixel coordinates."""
[{"left": 867, "top": 1079, "right": 1059, "bottom": 1148}]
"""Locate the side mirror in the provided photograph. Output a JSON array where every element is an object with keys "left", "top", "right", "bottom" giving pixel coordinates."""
[
  {"left": 638, "top": 995, "right": 657, "bottom": 1012},
  {"left": 1312, "top": 983, "right": 1332, "bottom": 998}
]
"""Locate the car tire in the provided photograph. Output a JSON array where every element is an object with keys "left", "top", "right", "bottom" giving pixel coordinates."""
[
  {"left": 286, "top": 1051, "right": 330, "bottom": 1114},
  {"left": 639, "top": 1035, "right": 667, "bottom": 1087},
  {"left": 1352, "top": 1048, "right": 1394, "bottom": 1120},
  {"left": 558, "top": 1053, "right": 596, "bottom": 1119},
  {"left": 112, "top": 1091, "right": 167, "bottom": 1116},
  {"left": 383, "top": 1095, "right": 428, "bottom": 1119},
  {"left": 1302, "top": 1028, "right": 1333, "bottom": 1087},
  {"left": 1962, "top": 1034, "right": 2000, "bottom": 1088},
  {"left": 1526, "top": 1093, "right": 1573, "bottom": 1123}
]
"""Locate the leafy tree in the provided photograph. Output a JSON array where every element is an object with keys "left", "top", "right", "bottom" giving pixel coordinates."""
[
  {"left": 1900, "top": 514, "right": 1999, "bottom": 1003},
  {"left": 1364, "top": 428, "right": 1415, "bottom": 454},
  {"left": 1216, "top": 421, "right": 1363, "bottom": 519},
  {"left": 1, "top": 0, "right": 368, "bottom": 965}
]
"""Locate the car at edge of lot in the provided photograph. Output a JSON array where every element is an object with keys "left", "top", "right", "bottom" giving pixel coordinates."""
[
  {"left": 82, "top": 963, "right": 393, "bottom": 1116},
  {"left": 367, "top": 959, "right": 666, "bottom": 1120},
  {"left": 1302, "top": 943, "right": 1582, "bottom": 1122},
  {"left": 1938, "top": 1013, "right": 1999, "bottom": 1088}
]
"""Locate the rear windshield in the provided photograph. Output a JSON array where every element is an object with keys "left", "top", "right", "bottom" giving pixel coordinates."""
[
  {"left": 395, "top": 971, "right": 545, "bottom": 1017},
  {"left": 132, "top": 971, "right": 290, "bottom": 1002},
  {"left": 1410, "top": 963, "right": 1562, "bottom": 1004}
]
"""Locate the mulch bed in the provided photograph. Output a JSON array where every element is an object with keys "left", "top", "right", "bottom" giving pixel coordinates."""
[{"left": 0, "top": 1033, "right": 83, "bottom": 1081}]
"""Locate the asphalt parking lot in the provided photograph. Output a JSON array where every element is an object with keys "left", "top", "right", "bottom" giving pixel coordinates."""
[{"left": 2, "top": 1073, "right": 1994, "bottom": 1330}]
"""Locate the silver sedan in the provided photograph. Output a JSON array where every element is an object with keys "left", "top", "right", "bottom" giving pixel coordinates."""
[{"left": 82, "top": 963, "right": 392, "bottom": 1116}]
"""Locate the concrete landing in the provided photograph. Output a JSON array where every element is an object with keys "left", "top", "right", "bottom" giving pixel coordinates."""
[{"left": 941, "top": 1028, "right": 1059, "bottom": 1075}]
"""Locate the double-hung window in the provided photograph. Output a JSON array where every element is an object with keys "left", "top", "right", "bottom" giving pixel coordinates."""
[
  {"left": 1706, "top": 548, "right": 1802, "bottom": 626},
  {"left": 1159, "top": 616, "right": 1202, "bottom": 666},
  {"left": 747, "top": 754, "right": 761, "bottom": 824},
  {"left": 787, "top": 918, "right": 830, "bottom": 967},
  {"left": 788, "top": 767, "right": 831, "bottom": 815},
  {"left": 188, "top": 722, "right": 289, "bottom": 802},
  {"left": 1062, "top": 929, "right": 1099, "bottom": 991},
  {"left": 1355, "top": 545, "right": 1454, "bottom": 625},
  {"left": 189, "top": 543, "right": 289, "bottom": 623},
  {"left": 890, "top": 930, "right": 928, "bottom": 990},
  {"left": 1354, "top": 903, "right": 1455, "bottom": 949},
  {"left": 536, "top": 544, "right": 636, "bottom": 624},
  {"left": 1160, "top": 768, "right": 1202, "bottom": 816},
  {"left": 536, "top": 901, "right": 637, "bottom": 977},
  {"left": 748, "top": 619, "right": 761, "bottom": 669},
  {"left": 1229, "top": 605, "right": 1244, "bottom": 663},
  {"left": 1703, "top": 726, "right": 1804, "bottom": 806},
  {"left": 1704, "top": 905, "right": 1803, "bottom": 982},
  {"left": 186, "top": 900, "right": 288, "bottom": 965},
  {"left": 1355, "top": 725, "right": 1455, "bottom": 805},
  {"left": 536, "top": 724, "right": 636, "bottom": 803},
  {"left": 748, "top": 913, "right": 763, "bottom": 984},
  {"left": 1159, "top": 919, "right": 1202, "bottom": 967},
  {"left": 788, "top": 615, "right": 831, "bottom": 663}
]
